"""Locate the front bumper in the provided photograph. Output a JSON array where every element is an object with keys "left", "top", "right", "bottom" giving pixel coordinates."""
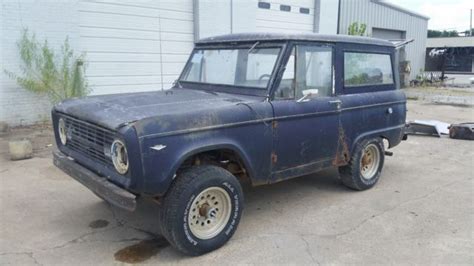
[{"left": 53, "top": 150, "right": 137, "bottom": 211}]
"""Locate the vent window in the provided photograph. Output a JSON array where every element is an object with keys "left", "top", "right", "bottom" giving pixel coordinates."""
[
  {"left": 299, "top": 7, "right": 310, "bottom": 14},
  {"left": 258, "top": 2, "right": 270, "bottom": 9},
  {"left": 280, "top": 5, "right": 291, "bottom": 12}
]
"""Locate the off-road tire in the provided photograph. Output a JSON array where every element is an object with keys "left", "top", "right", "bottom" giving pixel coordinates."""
[
  {"left": 338, "top": 138, "right": 385, "bottom": 190},
  {"left": 159, "top": 165, "right": 243, "bottom": 256}
]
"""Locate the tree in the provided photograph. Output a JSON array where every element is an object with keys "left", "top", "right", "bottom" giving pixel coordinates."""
[
  {"left": 428, "top": 29, "right": 459, "bottom": 38},
  {"left": 4, "top": 29, "right": 90, "bottom": 104},
  {"left": 348, "top": 22, "right": 367, "bottom": 36}
]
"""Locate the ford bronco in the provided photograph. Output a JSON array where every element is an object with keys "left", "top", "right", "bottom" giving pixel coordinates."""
[{"left": 53, "top": 33, "right": 407, "bottom": 255}]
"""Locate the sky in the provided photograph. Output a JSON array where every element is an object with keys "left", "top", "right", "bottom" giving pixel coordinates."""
[{"left": 388, "top": 0, "right": 473, "bottom": 31}]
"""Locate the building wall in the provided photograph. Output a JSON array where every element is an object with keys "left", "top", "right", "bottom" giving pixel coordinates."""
[
  {"left": 79, "top": 0, "right": 194, "bottom": 95},
  {"left": 1, "top": 0, "right": 80, "bottom": 126},
  {"left": 318, "top": 0, "right": 339, "bottom": 34},
  {"left": 339, "top": 0, "right": 428, "bottom": 80},
  {"left": 1, "top": 0, "right": 426, "bottom": 126}
]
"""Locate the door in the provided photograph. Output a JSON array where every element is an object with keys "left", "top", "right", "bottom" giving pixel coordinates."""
[
  {"left": 256, "top": 0, "right": 315, "bottom": 34},
  {"left": 79, "top": 0, "right": 194, "bottom": 95},
  {"left": 270, "top": 44, "right": 341, "bottom": 181}
]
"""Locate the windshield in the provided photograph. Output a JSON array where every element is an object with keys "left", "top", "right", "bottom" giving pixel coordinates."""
[{"left": 180, "top": 47, "right": 281, "bottom": 88}]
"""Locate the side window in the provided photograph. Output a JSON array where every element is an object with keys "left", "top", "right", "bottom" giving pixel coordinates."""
[
  {"left": 297, "top": 46, "right": 333, "bottom": 99},
  {"left": 344, "top": 52, "right": 393, "bottom": 87},
  {"left": 274, "top": 45, "right": 333, "bottom": 100}
]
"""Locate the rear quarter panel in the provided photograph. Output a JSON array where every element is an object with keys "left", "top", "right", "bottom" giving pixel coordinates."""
[{"left": 335, "top": 43, "right": 407, "bottom": 156}]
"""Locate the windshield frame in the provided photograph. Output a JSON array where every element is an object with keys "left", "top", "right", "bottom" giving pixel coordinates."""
[{"left": 177, "top": 42, "right": 286, "bottom": 97}]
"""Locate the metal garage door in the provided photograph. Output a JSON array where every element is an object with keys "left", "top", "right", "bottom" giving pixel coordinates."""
[
  {"left": 372, "top": 28, "right": 405, "bottom": 41},
  {"left": 79, "top": 0, "right": 194, "bottom": 95},
  {"left": 256, "top": 0, "right": 315, "bottom": 33}
]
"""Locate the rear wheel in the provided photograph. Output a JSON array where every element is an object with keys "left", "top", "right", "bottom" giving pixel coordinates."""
[
  {"left": 338, "top": 138, "right": 385, "bottom": 190},
  {"left": 159, "top": 165, "right": 243, "bottom": 256}
]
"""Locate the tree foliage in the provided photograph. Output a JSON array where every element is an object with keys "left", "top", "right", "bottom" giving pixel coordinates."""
[
  {"left": 4, "top": 29, "right": 89, "bottom": 104},
  {"left": 427, "top": 30, "right": 459, "bottom": 38},
  {"left": 348, "top": 22, "right": 367, "bottom": 36}
]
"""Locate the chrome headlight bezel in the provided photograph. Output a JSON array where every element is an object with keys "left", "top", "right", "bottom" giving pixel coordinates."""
[
  {"left": 111, "top": 139, "right": 129, "bottom": 175},
  {"left": 58, "top": 118, "right": 67, "bottom": 145}
]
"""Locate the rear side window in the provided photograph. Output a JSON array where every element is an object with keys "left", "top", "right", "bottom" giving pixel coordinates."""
[{"left": 344, "top": 52, "right": 393, "bottom": 87}]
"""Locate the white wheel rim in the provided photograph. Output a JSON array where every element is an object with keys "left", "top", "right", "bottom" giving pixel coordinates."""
[
  {"left": 360, "top": 144, "right": 380, "bottom": 180},
  {"left": 188, "top": 187, "right": 232, "bottom": 240}
]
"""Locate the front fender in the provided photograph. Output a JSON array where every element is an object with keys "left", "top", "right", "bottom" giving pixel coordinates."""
[{"left": 138, "top": 128, "right": 269, "bottom": 196}]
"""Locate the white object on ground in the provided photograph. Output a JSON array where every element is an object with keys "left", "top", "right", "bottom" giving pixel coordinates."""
[{"left": 9, "top": 140, "right": 33, "bottom": 161}]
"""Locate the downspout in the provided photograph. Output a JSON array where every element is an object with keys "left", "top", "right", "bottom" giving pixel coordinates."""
[
  {"left": 337, "top": 0, "right": 341, "bottom": 34},
  {"left": 158, "top": 16, "right": 164, "bottom": 91},
  {"left": 230, "top": 0, "right": 233, "bottom": 33},
  {"left": 313, "top": 0, "right": 320, "bottom": 33}
]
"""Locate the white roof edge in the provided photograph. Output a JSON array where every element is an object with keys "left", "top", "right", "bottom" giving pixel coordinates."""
[
  {"left": 371, "top": 0, "right": 430, "bottom": 20},
  {"left": 426, "top": 36, "right": 474, "bottom": 48}
]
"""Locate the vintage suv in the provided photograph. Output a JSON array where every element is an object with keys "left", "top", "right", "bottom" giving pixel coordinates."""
[{"left": 53, "top": 33, "right": 406, "bottom": 255}]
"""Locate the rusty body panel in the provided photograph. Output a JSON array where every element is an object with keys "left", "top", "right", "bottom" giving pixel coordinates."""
[{"left": 52, "top": 33, "right": 406, "bottom": 204}]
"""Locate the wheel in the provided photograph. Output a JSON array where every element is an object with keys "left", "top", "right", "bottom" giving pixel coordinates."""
[
  {"left": 338, "top": 138, "right": 385, "bottom": 191},
  {"left": 159, "top": 165, "right": 244, "bottom": 256}
]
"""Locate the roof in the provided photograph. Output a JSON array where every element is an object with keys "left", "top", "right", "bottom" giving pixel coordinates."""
[
  {"left": 197, "top": 32, "right": 395, "bottom": 47},
  {"left": 372, "top": 0, "right": 429, "bottom": 20},
  {"left": 426, "top": 37, "right": 474, "bottom": 48}
]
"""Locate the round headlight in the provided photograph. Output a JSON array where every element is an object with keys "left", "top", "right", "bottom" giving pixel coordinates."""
[
  {"left": 58, "top": 118, "right": 67, "bottom": 145},
  {"left": 111, "top": 139, "right": 129, "bottom": 174}
]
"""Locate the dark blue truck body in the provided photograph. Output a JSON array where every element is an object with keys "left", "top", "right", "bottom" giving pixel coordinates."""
[{"left": 52, "top": 33, "right": 406, "bottom": 208}]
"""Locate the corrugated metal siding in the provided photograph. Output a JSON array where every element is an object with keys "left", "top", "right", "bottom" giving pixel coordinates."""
[
  {"left": 339, "top": 0, "right": 428, "bottom": 79},
  {"left": 256, "top": 0, "right": 315, "bottom": 33},
  {"left": 79, "top": 0, "right": 194, "bottom": 95}
]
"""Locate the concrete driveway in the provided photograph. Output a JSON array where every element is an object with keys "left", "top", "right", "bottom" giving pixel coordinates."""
[{"left": 1, "top": 101, "right": 473, "bottom": 265}]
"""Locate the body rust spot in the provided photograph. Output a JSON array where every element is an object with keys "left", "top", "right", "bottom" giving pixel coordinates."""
[{"left": 114, "top": 238, "right": 169, "bottom": 264}]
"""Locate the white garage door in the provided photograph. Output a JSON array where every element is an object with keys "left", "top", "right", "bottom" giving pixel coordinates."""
[
  {"left": 256, "top": 0, "right": 315, "bottom": 33},
  {"left": 79, "top": 0, "right": 194, "bottom": 95}
]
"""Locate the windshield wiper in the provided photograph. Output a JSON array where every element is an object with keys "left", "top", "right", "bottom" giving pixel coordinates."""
[{"left": 248, "top": 41, "right": 260, "bottom": 54}]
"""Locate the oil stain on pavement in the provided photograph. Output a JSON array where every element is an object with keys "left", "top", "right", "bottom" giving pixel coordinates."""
[
  {"left": 88, "top": 219, "right": 109, "bottom": 229},
  {"left": 114, "top": 238, "right": 169, "bottom": 263}
]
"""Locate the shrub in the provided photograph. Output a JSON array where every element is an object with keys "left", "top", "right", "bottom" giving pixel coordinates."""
[
  {"left": 4, "top": 29, "right": 90, "bottom": 104},
  {"left": 348, "top": 22, "right": 367, "bottom": 36}
]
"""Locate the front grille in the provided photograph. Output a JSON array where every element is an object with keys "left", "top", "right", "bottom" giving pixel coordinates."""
[{"left": 62, "top": 115, "right": 115, "bottom": 166}]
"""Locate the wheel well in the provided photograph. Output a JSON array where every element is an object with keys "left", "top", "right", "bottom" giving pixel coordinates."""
[{"left": 176, "top": 149, "right": 252, "bottom": 185}]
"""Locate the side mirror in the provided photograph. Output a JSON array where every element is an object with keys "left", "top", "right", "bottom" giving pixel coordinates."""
[{"left": 297, "top": 89, "right": 319, "bottom": 103}]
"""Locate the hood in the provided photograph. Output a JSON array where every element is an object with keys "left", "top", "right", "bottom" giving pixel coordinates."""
[{"left": 54, "top": 88, "right": 263, "bottom": 130}]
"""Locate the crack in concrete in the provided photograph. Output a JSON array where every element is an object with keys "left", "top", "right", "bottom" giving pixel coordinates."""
[
  {"left": 45, "top": 225, "right": 121, "bottom": 251},
  {"left": 38, "top": 202, "right": 164, "bottom": 253},
  {"left": 0, "top": 251, "right": 42, "bottom": 266},
  {"left": 300, "top": 235, "right": 320, "bottom": 265},
  {"left": 329, "top": 178, "right": 468, "bottom": 238}
]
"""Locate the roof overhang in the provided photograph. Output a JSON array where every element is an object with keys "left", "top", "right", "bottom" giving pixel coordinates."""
[
  {"left": 371, "top": 0, "right": 430, "bottom": 20},
  {"left": 426, "top": 37, "right": 474, "bottom": 48}
]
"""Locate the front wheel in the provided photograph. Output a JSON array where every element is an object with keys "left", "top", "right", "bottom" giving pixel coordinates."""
[
  {"left": 338, "top": 138, "right": 385, "bottom": 190},
  {"left": 159, "top": 165, "right": 244, "bottom": 256}
]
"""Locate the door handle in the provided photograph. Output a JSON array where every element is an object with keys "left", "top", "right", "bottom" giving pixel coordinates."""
[{"left": 328, "top": 99, "right": 342, "bottom": 109}]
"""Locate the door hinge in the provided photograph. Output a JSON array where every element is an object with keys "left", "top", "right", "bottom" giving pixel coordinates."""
[
  {"left": 271, "top": 152, "right": 278, "bottom": 163},
  {"left": 272, "top": 120, "right": 278, "bottom": 129}
]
